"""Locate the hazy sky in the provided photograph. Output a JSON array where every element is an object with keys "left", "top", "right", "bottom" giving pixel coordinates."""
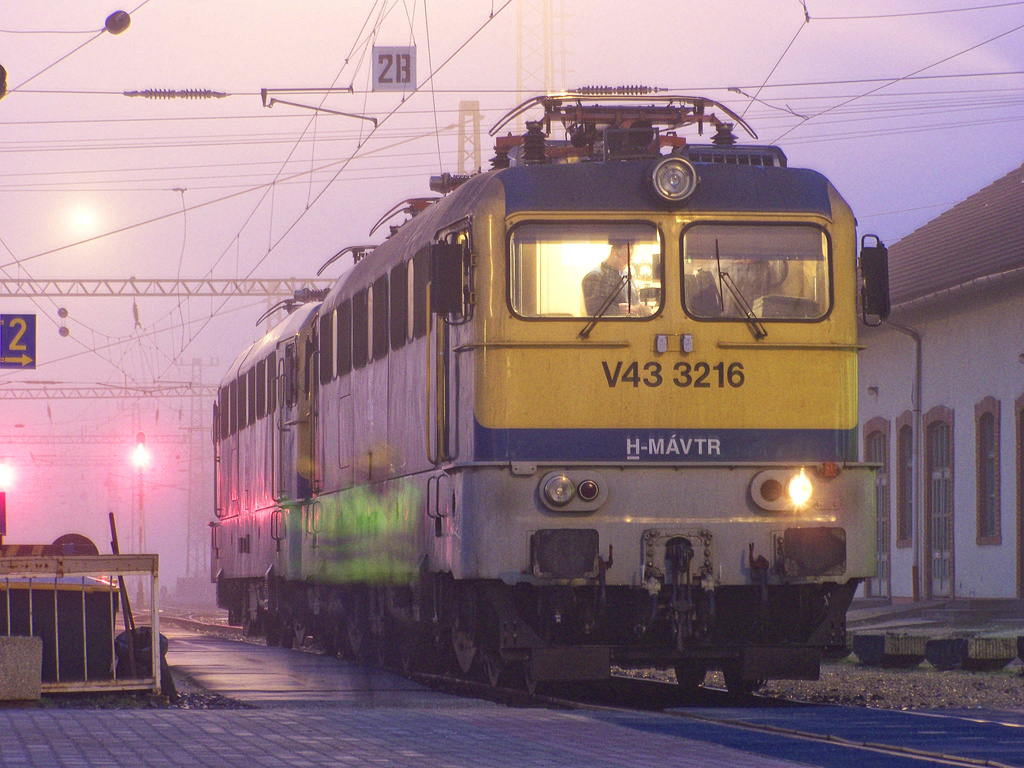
[{"left": 1, "top": 0, "right": 1022, "bottom": 578}]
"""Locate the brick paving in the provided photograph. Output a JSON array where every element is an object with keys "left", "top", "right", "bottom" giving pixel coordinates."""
[{"left": 0, "top": 706, "right": 810, "bottom": 768}]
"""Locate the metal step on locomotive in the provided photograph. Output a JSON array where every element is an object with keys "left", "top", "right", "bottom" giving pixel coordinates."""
[{"left": 211, "top": 87, "right": 891, "bottom": 695}]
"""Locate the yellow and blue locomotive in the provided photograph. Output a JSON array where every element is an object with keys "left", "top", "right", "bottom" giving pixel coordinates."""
[{"left": 212, "top": 92, "right": 889, "bottom": 693}]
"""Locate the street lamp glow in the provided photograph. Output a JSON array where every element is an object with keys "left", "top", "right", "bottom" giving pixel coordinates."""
[{"left": 0, "top": 461, "right": 14, "bottom": 489}]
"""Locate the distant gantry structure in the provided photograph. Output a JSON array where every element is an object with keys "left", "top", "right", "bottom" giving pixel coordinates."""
[
  {"left": 0, "top": 278, "right": 332, "bottom": 298},
  {"left": 0, "top": 384, "right": 216, "bottom": 400}
]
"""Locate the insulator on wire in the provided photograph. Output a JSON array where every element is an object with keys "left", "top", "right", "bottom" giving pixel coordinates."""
[
  {"left": 522, "top": 121, "right": 548, "bottom": 165},
  {"left": 124, "top": 89, "right": 228, "bottom": 100},
  {"left": 575, "top": 85, "right": 656, "bottom": 96}
]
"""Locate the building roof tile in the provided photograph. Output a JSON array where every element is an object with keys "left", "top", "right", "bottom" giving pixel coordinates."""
[{"left": 888, "top": 162, "right": 1024, "bottom": 304}]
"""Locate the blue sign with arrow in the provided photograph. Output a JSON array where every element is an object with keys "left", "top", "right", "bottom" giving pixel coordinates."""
[{"left": 1, "top": 314, "right": 36, "bottom": 369}]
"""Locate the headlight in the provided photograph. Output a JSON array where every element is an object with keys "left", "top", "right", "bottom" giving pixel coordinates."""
[
  {"left": 651, "top": 156, "right": 697, "bottom": 202},
  {"left": 577, "top": 479, "right": 600, "bottom": 502},
  {"left": 543, "top": 474, "right": 575, "bottom": 506},
  {"left": 788, "top": 468, "right": 813, "bottom": 507},
  {"left": 751, "top": 468, "right": 813, "bottom": 512}
]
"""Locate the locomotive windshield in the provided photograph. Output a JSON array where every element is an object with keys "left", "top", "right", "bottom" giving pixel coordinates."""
[
  {"left": 509, "top": 223, "right": 662, "bottom": 319},
  {"left": 682, "top": 224, "right": 830, "bottom": 320}
]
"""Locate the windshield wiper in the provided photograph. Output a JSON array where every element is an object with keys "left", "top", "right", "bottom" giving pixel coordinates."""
[
  {"left": 578, "top": 274, "right": 628, "bottom": 339},
  {"left": 715, "top": 239, "right": 767, "bottom": 340}
]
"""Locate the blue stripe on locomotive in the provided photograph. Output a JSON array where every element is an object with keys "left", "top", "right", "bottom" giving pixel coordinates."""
[
  {"left": 474, "top": 420, "right": 857, "bottom": 463},
  {"left": 499, "top": 161, "right": 834, "bottom": 217}
]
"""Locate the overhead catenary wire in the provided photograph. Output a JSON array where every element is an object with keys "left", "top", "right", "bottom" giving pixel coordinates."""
[
  {"left": 154, "top": 0, "right": 516, "bottom": 381},
  {"left": 771, "top": 16, "right": 1024, "bottom": 142}
]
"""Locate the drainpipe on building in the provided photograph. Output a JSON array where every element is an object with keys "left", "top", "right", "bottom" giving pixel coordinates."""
[{"left": 888, "top": 321, "right": 923, "bottom": 601}]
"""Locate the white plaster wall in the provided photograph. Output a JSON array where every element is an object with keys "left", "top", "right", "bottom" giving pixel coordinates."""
[{"left": 858, "top": 279, "right": 1024, "bottom": 599}]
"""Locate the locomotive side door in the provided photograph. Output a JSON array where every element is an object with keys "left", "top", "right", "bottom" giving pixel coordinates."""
[
  {"left": 276, "top": 340, "right": 298, "bottom": 502},
  {"left": 427, "top": 232, "right": 471, "bottom": 467}
]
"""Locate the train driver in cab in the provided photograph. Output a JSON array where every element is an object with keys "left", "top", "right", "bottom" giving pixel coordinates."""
[{"left": 582, "top": 240, "right": 651, "bottom": 316}]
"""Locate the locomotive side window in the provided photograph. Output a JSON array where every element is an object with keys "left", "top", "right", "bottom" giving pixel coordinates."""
[
  {"left": 352, "top": 289, "right": 369, "bottom": 369},
  {"left": 237, "top": 375, "right": 247, "bottom": 430},
  {"left": 682, "top": 224, "right": 830, "bottom": 320},
  {"left": 412, "top": 248, "right": 430, "bottom": 338},
  {"left": 336, "top": 300, "right": 352, "bottom": 377},
  {"left": 218, "top": 386, "right": 230, "bottom": 438},
  {"left": 319, "top": 310, "right": 335, "bottom": 385},
  {"left": 267, "top": 352, "right": 277, "bottom": 413},
  {"left": 256, "top": 359, "right": 267, "bottom": 419},
  {"left": 284, "top": 342, "right": 298, "bottom": 407},
  {"left": 390, "top": 262, "right": 408, "bottom": 351},
  {"left": 247, "top": 368, "right": 257, "bottom": 427},
  {"left": 229, "top": 379, "right": 238, "bottom": 435},
  {"left": 372, "top": 274, "right": 389, "bottom": 361},
  {"left": 509, "top": 223, "right": 662, "bottom": 319}
]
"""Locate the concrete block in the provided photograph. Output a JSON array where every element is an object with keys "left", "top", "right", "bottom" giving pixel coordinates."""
[
  {"left": 965, "top": 637, "right": 1016, "bottom": 671},
  {"left": 925, "top": 637, "right": 1016, "bottom": 671},
  {"left": 0, "top": 635, "right": 43, "bottom": 701},
  {"left": 852, "top": 633, "right": 926, "bottom": 667}
]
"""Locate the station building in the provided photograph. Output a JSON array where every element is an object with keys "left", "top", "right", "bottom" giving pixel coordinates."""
[{"left": 858, "top": 161, "right": 1024, "bottom": 601}]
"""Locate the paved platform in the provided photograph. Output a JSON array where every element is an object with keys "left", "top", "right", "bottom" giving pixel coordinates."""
[
  {"left": 0, "top": 626, "right": 817, "bottom": 768},
  {"left": 165, "top": 627, "right": 458, "bottom": 708},
  {"left": 0, "top": 706, "right": 819, "bottom": 768}
]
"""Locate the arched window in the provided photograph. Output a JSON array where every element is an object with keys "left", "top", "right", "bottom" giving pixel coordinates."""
[
  {"left": 865, "top": 425, "right": 890, "bottom": 597},
  {"left": 975, "top": 398, "right": 1000, "bottom": 544},
  {"left": 924, "top": 407, "right": 954, "bottom": 598},
  {"left": 895, "top": 419, "right": 914, "bottom": 546}
]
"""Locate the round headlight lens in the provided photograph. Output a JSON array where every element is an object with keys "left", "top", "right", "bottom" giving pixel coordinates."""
[
  {"left": 543, "top": 475, "right": 576, "bottom": 506},
  {"left": 651, "top": 156, "right": 697, "bottom": 202},
  {"left": 788, "top": 468, "right": 813, "bottom": 507},
  {"left": 577, "top": 479, "right": 600, "bottom": 502},
  {"left": 759, "top": 478, "right": 784, "bottom": 503}
]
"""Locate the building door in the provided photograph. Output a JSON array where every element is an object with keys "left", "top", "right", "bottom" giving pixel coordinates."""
[
  {"left": 866, "top": 430, "right": 890, "bottom": 598},
  {"left": 927, "top": 421, "right": 954, "bottom": 597}
]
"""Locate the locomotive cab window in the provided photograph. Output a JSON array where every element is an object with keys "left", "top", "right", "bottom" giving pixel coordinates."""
[
  {"left": 682, "top": 224, "right": 830, "bottom": 321},
  {"left": 510, "top": 223, "right": 662, "bottom": 319}
]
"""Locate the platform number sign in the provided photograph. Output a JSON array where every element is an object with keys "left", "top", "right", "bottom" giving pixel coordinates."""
[
  {"left": 372, "top": 46, "right": 416, "bottom": 91},
  {"left": 1, "top": 314, "right": 36, "bottom": 369}
]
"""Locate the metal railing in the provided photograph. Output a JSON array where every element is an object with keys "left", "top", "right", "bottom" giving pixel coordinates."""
[{"left": 0, "top": 554, "right": 161, "bottom": 695}]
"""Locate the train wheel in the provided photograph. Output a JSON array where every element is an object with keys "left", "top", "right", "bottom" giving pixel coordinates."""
[
  {"left": 522, "top": 661, "right": 547, "bottom": 696},
  {"left": 451, "top": 619, "right": 477, "bottom": 676},
  {"left": 279, "top": 617, "right": 295, "bottom": 650},
  {"left": 320, "top": 615, "right": 342, "bottom": 657},
  {"left": 241, "top": 613, "right": 260, "bottom": 638},
  {"left": 344, "top": 618, "right": 365, "bottom": 660},
  {"left": 291, "top": 619, "right": 307, "bottom": 649},
  {"left": 342, "top": 590, "right": 369, "bottom": 660},
  {"left": 674, "top": 663, "right": 707, "bottom": 695},
  {"left": 722, "top": 662, "right": 764, "bottom": 697},
  {"left": 480, "top": 648, "right": 506, "bottom": 688},
  {"left": 398, "top": 626, "right": 426, "bottom": 674},
  {"left": 264, "top": 613, "right": 282, "bottom": 647}
]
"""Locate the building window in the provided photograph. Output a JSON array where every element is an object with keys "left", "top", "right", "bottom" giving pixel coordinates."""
[
  {"left": 924, "top": 406, "right": 954, "bottom": 598},
  {"left": 895, "top": 414, "right": 914, "bottom": 547},
  {"left": 864, "top": 419, "right": 890, "bottom": 597},
  {"left": 975, "top": 397, "right": 1000, "bottom": 545},
  {"left": 1016, "top": 393, "right": 1024, "bottom": 598}
]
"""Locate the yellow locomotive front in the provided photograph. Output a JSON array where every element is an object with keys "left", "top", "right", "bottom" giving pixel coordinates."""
[{"left": 437, "top": 95, "right": 888, "bottom": 691}]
